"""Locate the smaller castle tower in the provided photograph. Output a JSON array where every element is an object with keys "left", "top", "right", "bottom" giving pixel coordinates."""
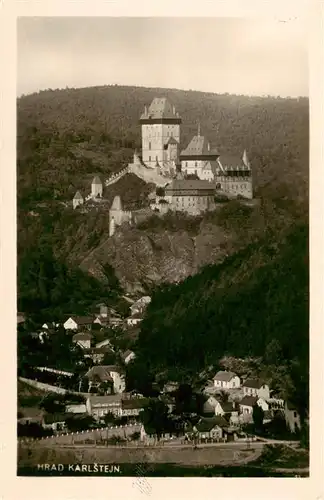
[
  {"left": 73, "top": 191, "right": 84, "bottom": 210},
  {"left": 91, "top": 176, "right": 103, "bottom": 198},
  {"left": 109, "top": 195, "right": 132, "bottom": 237}
]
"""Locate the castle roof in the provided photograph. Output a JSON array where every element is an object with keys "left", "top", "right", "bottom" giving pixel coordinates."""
[
  {"left": 92, "top": 176, "right": 102, "bottom": 185},
  {"left": 180, "top": 135, "right": 219, "bottom": 158},
  {"left": 140, "top": 97, "right": 179, "bottom": 120},
  {"left": 166, "top": 136, "right": 178, "bottom": 145},
  {"left": 73, "top": 191, "right": 83, "bottom": 200},
  {"left": 217, "top": 155, "right": 246, "bottom": 170},
  {"left": 165, "top": 179, "right": 216, "bottom": 193},
  {"left": 111, "top": 195, "right": 123, "bottom": 211}
]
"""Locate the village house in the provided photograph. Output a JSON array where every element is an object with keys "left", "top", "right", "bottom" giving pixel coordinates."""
[
  {"left": 72, "top": 332, "right": 93, "bottom": 350},
  {"left": 93, "top": 316, "right": 111, "bottom": 328},
  {"left": 120, "top": 398, "right": 149, "bottom": 417},
  {"left": 267, "top": 397, "right": 285, "bottom": 412},
  {"left": 213, "top": 371, "right": 241, "bottom": 390},
  {"left": 97, "top": 303, "right": 109, "bottom": 317},
  {"left": 86, "top": 394, "right": 123, "bottom": 419},
  {"left": 65, "top": 403, "right": 87, "bottom": 414},
  {"left": 110, "top": 317, "right": 124, "bottom": 328},
  {"left": 126, "top": 313, "right": 143, "bottom": 326},
  {"left": 242, "top": 379, "right": 270, "bottom": 400},
  {"left": 83, "top": 345, "right": 115, "bottom": 364},
  {"left": 130, "top": 296, "right": 151, "bottom": 316},
  {"left": 96, "top": 338, "right": 113, "bottom": 349},
  {"left": 121, "top": 349, "right": 136, "bottom": 365},
  {"left": 18, "top": 407, "right": 44, "bottom": 426},
  {"left": 215, "top": 401, "right": 240, "bottom": 426},
  {"left": 63, "top": 316, "right": 93, "bottom": 331},
  {"left": 239, "top": 395, "right": 269, "bottom": 423},
  {"left": 42, "top": 413, "right": 67, "bottom": 431},
  {"left": 284, "top": 402, "right": 302, "bottom": 433},
  {"left": 203, "top": 397, "right": 240, "bottom": 426},
  {"left": 85, "top": 365, "right": 126, "bottom": 394},
  {"left": 193, "top": 416, "right": 228, "bottom": 441},
  {"left": 41, "top": 321, "right": 58, "bottom": 330}
]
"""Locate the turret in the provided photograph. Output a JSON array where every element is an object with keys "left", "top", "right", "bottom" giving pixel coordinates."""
[{"left": 91, "top": 176, "right": 103, "bottom": 198}]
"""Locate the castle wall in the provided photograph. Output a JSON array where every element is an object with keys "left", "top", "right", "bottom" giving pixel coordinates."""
[
  {"left": 128, "top": 163, "right": 170, "bottom": 187},
  {"left": 215, "top": 176, "right": 253, "bottom": 199},
  {"left": 181, "top": 159, "right": 205, "bottom": 177},
  {"left": 105, "top": 166, "right": 130, "bottom": 187}
]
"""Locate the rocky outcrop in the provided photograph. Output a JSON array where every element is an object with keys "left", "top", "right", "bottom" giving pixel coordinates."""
[{"left": 79, "top": 221, "right": 235, "bottom": 293}]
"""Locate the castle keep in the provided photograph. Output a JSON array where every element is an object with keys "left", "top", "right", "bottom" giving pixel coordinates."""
[{"left": 140, "top": 97, "right": 181, "bottom": 171}]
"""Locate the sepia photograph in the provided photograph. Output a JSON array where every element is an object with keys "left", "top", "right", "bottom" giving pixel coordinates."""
[{"left": 16, "top": 16, "right": 309, "bottom": 479}]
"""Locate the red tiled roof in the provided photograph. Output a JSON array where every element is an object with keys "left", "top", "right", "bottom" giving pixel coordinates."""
[{"left": 165, "top": 179, "right": 216, "bottom": 193}]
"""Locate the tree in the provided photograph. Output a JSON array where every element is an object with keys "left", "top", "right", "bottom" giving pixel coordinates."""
[
  {"left": 174, "top": 384, "right": 193, "bottom": 414},
  {"left": 103, "top": 412, "right": 116, "bottom": 425},
  {"left": 65, "top": 415, "right": 96, "bottom": 432},
  {"left": 139, "top": 399, "right": 170, "bottom": 439},
  {"left": 39, "top": 394, "right": 65, "bottom": 414},
  {"left": 252, "top": 403, "right": 264, "bottom": 433},
  {"left": 218, "top": 390, "right": 229, "bottom": 403},
  {"left": 102, "top": 351, "right": 116, "bottom": 365},
  {"left": 264, "top": 338, "right": 283, "bottom": 365}
]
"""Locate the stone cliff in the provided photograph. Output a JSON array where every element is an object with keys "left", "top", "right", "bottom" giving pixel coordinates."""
[{"left": 79, "top": 221, "right": 236, "bottom": 293}]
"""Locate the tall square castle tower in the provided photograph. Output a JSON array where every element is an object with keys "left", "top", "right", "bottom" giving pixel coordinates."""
[{"left": 139, "top": 97, "right": 181, "bottom": 169}]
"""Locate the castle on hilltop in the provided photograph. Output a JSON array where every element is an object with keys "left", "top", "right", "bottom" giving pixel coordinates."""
[{"left": 73, "top": 96, "right": 253, "bottom": 236}]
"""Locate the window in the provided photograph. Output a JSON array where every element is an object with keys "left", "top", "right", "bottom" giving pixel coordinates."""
[
  {"left": 293, "top": 411, "right": 297, "bottom": 418},
  {"left": 149, "top": 142, "right": 151, "bottom": 150},
  {"left": 149, "top": 156, "right": 151, "bottom": 162},
  {"left": 195, "top": 161, "right": 198, "bottom": 167}
]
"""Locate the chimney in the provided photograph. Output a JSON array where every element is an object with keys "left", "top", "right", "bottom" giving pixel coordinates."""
[
  {"left": 173, "top": 105, "right": 176, "bottom": 115},
  {"left": 208, "top": 142, "right": 210, "bottom": 151},
  {"left": 144, "top": 105, "right": 148, "bottom": 115}
]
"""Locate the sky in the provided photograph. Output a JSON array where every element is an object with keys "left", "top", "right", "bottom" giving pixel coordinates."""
[{"left": 17, "top": 17, "right": 308, "bottom": 98}]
